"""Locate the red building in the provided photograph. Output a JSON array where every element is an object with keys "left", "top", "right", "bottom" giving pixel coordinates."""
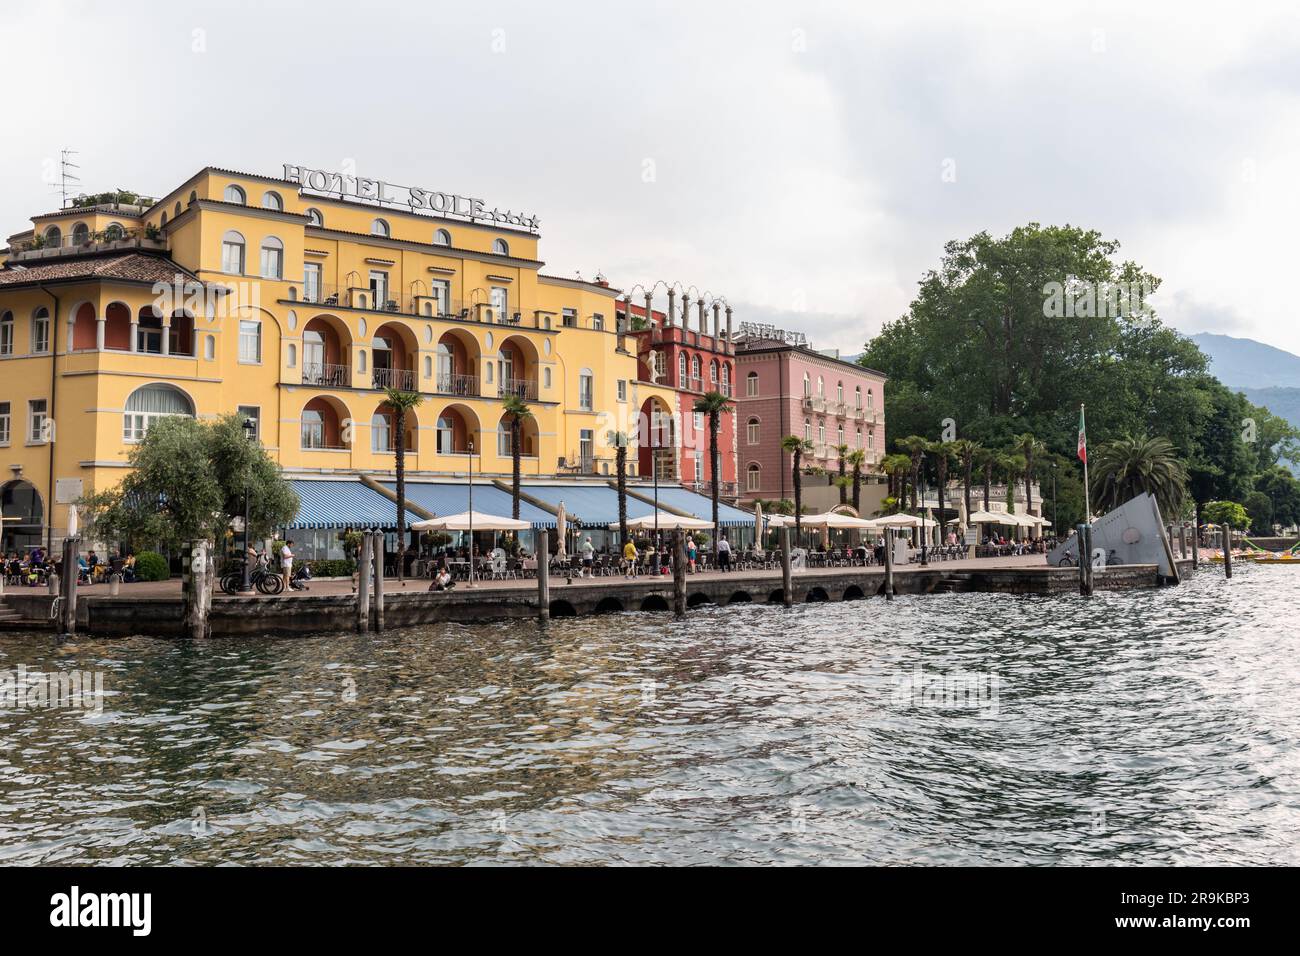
[{"left": 618, "top": 295, "right": 738, "bottom": 500}]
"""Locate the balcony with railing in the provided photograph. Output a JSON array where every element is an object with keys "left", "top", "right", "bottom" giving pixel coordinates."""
[
  {"left": 802, "top": 395, "right": 827, "bottom": 413},
  {"left": 434, "top": 372, "right": 479, "bottom": 397},
  {"left": 10, "top": 225, "right": 168, "bottom": 262},
  {"left": 689, "top": 479, "right": 740, "bottom": 499},
  {"left": 291, "top": 283, "right": 548, "bottom": 329},
  {"left": 372, "top": 366, "right": 417, "bottom": 391},
  {"left": 301, "top": 362, "right": 351, "bottom": 388},
  {"left": 500, "top": 377, "right": 539, "bottom": 401},
  {"left": 559, "top": 454, "right": 614, "bottom": 476}
]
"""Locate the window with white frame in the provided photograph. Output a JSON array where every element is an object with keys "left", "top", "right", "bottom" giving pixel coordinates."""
[
  {"left": 260, "top": 237, "right": 284, "bottom": 279},
  {"left": 837, "top": 424, "right": 844, "bottom": 446},
  {"left": 678, "top": 353, "right": 687, "bottom": 385},
  {"left": 31, "top": 309, "right": 50, "bottom": 354},
  {"left": 0, "top": 402, "right": 9, "bottom": 444},
  {"left": 237, "top": 405, "right": 260, "bottom": 441},
  {"left": 224, "top": 184, "right": 246, "bottom": 204},
  {"left": 868, "top": 430, "right": 875, "bottom": 450},
  {"left": 867, "top": 388, "right": 874, "bottom": 410},
  {"left": 818, "top": 421, "right": 826, "bottom": 444},
  {"left": 28, "top": 399, "right": 48, "bottom": 443},
  {"left": 562, "top": 308, "right": 577, "bottom": 327},
  {"left": 694, "top": 411, "right": 704, "bottom": 432},
  {"left": 371, "top": 218, "right": 390, "bottom": 238},
  {"left": 693, "top": 449, "right": 703, "bottom": 481},
  {"left": 746, "top": 371, "right": 759, "bottom": 396},
  {"left": 817, "top": 376, "right": 824, "bottom": 396},
  {"left": 433, "top": 228, "right": 451, "bottom": 246},
  {"left": 617, "top": 379, "right": 627, "bottom": 402},
  {"left": 491, "top": 286, "right": 508, "bottom": 323},
  {"left": 430, "top": 279, "right": 450, "bottom": 316},
  {"left": 304, "top": 262, "right": 322, "bottom": 302},
  {"left": 122, "top": 385, "right": 193, "bottom": 442},
  {"left": 492, "top": 238, "right": 509, "bottom": 256},
  {"left": 855, "top": 386, "right": 862, "bottom": 408},
  {"left": 369, "top": 270, "right": 388, "bottom": 309},
  {"left": 803, "top": 373, "right": 811, "bottom": 396},
  {"left": 239, "top": 320, "right": 261, "bottom": 363},
  {"left": 306, "top": 207, "right": 323, "bottom": 226},
  {"left": 261, "top": 191, "right": 283, "bottom": 211},
  {"left": 221, "top": 231, "right": 245, "bottom": 274},
  {"left": 371, "top": 412, "right": 392, "bottom": 452},
  {"left": 578, "top": 369, "right": 594, "bottom": 410},
  {"left": 592, "top": 313, "right": 604, "bottom": 331},
  {"left": 0, "top": 311, "right": 12, "bottom": 356},
  {"left": 804, "top": 419, "right": 812, "bottom": 442},
  {"left": 498, "top": 424, "right": 513, "bottom": 457},
  {"left": 837, "top": 382, "right": 844, "bottom": 403},
  {"left": 747, "top": 418, "right": 759, "bottom": 444},
  {"left": 747, "top": 463, "right": 761, "bottom": 492}
]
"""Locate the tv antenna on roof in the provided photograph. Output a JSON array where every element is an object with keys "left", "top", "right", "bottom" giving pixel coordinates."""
[{"left": 51, "top": 149, "right": 81, "bottom": 207}]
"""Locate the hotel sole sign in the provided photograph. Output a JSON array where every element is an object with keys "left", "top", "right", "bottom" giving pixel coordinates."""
[{"left": 283, "top": 164, "right": 539, "bottom": 232}]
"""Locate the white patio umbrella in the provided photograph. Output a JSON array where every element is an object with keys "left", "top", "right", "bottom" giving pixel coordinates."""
[
  {"left": 411, "top": 511, "right": 531, "bottom": 531},
  {"left": 556, "top": 501, "right": 567, "bottom": 557},
  {"left": 753, "top": 500, "right": 764, "bottom": 552},
  {"left": 610, "top": 512, "right": 712, "bottom": 531}
]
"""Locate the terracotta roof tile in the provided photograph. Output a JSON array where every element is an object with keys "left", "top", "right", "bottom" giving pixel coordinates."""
[{"left": 0, "top": 253, "right": 197, "bottom": 288}]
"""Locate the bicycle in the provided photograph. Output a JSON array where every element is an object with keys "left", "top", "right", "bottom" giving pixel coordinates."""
[{"left": 220, "top": 559, "right": 284, "bottom": 595}]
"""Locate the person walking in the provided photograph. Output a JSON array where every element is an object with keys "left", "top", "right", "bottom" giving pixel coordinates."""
[
  {"left": 622, "top": 537, "right": 638, "bottom": 578},
  {"left": 717, "top": 534, "right": 732, "bottom": 572},
  {"left": 580, "top": 535, "right": 595, "bottom": 577},
  {"left": 280, "top": 539, "right": 294, "bottom": 593},
  {"left": 686, "top": 535, "right": 698, "bottom": 573}
]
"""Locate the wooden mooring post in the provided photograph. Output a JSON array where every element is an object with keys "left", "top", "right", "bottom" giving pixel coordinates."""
[
  {"left": 371, "top": 532, "right": 385, "bottom": 632},
  {"left": 780, "top": 525, "right": 793, "bottom": 607},
  {"left": 883, "top": 529, "right": 894, "bottom": 600},
  {"left": 58, "top": 537, "right": 78, "bottom": 637},
  {"left": 537, "top": 530, "right": 550, "bottom": 622},
  {"left": 672, "top": 530, "right": 687, "bottom": 617},
  {"left": 1077, "top": 524, "right": 1093, "bottom": 595},
  {"left": 356, "top": 534, "right": 372, "bottom": 633},
  {"left": 1223, "top": 522, "right": 1233, "bottom": 579}
]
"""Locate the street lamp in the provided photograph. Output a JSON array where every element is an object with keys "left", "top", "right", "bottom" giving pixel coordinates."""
[
  {"left": 240, "top": 416, "right": 257, "bottom": 592},
  {"left": 466, "top": 437, "right": 475, "bottom": 588},
  {"left": 1051, "top": 461, "right": 1058, "bottom": 541}
]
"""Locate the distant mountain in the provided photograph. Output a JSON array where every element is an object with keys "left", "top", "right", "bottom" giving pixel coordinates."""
[{"left": 1190, "top": 333, "right": 1300, "bottom": 389}]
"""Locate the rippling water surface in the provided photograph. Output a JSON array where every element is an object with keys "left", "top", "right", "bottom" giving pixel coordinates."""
[{"left": 1, "top": 565, "right": 1297, "bottom": 865}]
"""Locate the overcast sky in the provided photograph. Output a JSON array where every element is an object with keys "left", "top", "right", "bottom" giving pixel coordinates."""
[{"left": 4, "top": 0, "right": 1299, "bottom": 355}]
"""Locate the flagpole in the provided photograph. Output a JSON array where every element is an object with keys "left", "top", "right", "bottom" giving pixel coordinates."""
[{"left": 1081, "top": 403, "right": 1091, "bottom": 523}]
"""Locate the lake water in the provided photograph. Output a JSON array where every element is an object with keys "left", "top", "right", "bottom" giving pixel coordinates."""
[{"left": 0, "top": 564, "right": 1296, "bottom": 865}]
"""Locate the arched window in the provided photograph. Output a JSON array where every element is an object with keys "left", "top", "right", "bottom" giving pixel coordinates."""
[
  {"left": 867, "top": 388, "right": 874, "bottom": 410},
  {"left": 691, "top": 355, "right": 701, "bottom": 381},
  {"left": 746, "top": 371, "right": 759, "bottom": 397},
  {"left": 837, "top": 381, "right": 844, "bottom": 403},
  {"left": 174, "top": 201, "right": 182, "bottom": 218},
  {"left": 371, "top": 412, "right": 391, "bottom": 452},
  {"left": 721, "top": 365, "right": 731, "bottom": 394},
  {"left": 433, "top": 228, "right": 451, "bottom": 246},
  {"left": 804, "top": 419, "right": 812, "bottom": 442},
  {"left": 802, "top": 372, "right": 811, "bottom": 396},
  {"left": 746, "top": 463, "right": 761, "bottom": 492},
  {"left": 302, "top": 408, "right": 325, "bottom": 449},
  {"left": 261, "top": 191, "right": 283, "bottom": 211},
  {"left": 678, "top": 353, "right": 687, "bottom": 385},
  {"left": 855, "top": 385, "right": 862, "bottom": 408},
  {"left": 188, "top": 190, "right": 197, "bottom": 206},
  {"left": 306, "top": 208, "right": 323, "bottom": 226},
  {"left": 259, "top": 236, "right": 284, "bottom": 279},
  {"left": 224, "top": 184, "right": 246, "bottom": 204},
  {"left": 71, "top": 222, "right": 89, "bottom": 245},
  {"left": 492, "top": 238, "right": 509, "bottom": 256},
  {"left": 837, "top": 424, "right": 844, "bottom": 446},
  {"left": 44, "top": 225, "right": 62, "bottom": 247},
  {"left": 371, "top": 218, "right": 390, "bottom": 237},
  {"left": 709, "top": 360, "right": 718, "bottom": 386},
  {"left": 159, "top": 212, "right": 168, "bottom": 227},
  {"left": 817, "top": 376, "right": 824, "bottom": 396},
  {"left": 221, "top": 230, "right": 245, "bottom": 274},
  {"left": 436, "top": 416, "right": 456, "bottom": 454},
  {"left": 123, "top": 384, "right": 195, "bottom": 442},
  {"left": 747, "top": 418, "right": 760, "bottom": 444},
  {"left": 104, "top": 222, "right": 125, "bottom": 241}
]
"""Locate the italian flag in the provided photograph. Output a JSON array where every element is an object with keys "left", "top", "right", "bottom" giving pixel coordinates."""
[{"left": 1077, "top": 406, "right": 1087, "bottom": 463}]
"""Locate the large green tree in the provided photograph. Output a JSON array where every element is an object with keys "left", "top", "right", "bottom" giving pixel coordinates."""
[{"left": 82, "top": 414, "right": 297, "bottom": 551}]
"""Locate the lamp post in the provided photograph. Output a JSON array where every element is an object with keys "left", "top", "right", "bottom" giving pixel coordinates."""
[
  {"left": 467, "top": 438, "right": 475, "bottom": 588},
  {"left": 1051, "top": 461, "right": 1058, "bottom": 543},
  {"left": 240, "top": 416, "right": 256, "bottom": 592}
]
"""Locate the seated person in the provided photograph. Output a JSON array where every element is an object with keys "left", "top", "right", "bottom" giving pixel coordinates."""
[{"left": 428, "top": 566, "right": 455, "bottom": 591}]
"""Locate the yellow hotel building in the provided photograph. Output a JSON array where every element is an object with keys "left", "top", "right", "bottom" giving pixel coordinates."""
[{"left": 0, "top": 164, "right": 681, "bottom": 555}]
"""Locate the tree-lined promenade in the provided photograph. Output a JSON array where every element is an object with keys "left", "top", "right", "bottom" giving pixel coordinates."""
[{"left": 857, "top": 224, "right": 1300, "bottom": 534}]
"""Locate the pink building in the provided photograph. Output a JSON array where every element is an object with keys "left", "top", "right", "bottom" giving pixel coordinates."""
[{"left": 732, "top": 330, "right": 886, "bottom": 506}]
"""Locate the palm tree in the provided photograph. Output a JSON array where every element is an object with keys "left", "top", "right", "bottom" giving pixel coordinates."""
[
  {"left": 608, "top": 429, "right": 631, "bottom": 545},
  {"left": 383, "top": 388, "right": 424, "bottom": 583},
  {"left": 1014, "top": 432, "right": 1046, "bottom": 515},
  {"left": 999, "top": 453, "right": 1026, "bottom": 512},
  {"left": 845, "top": 449, "right": 866, "bottom": 513},
  {"left": 952, "top": 438, "right": 980, "bottom": 519},
  {"left": 896, "top": 435, "right": 929, "bottom": 513},
  {"left": 694, "top": 391, "right": 734, "bottom": 562},
  {"left": 976, "top": 446, "right": 996, "bottom": 511},
  {"left": 881, "top": 453, "right": 912, "bottom": 510},
  {"left": 835, "top": 443, "right": 850, "bottom": 504},
  {"left": 1090, "top": 433, "right": 1188, "bottom": 518},
  {"left": 780, "top": 435, "right": 813, "bottom": 536},
  {"left": 929, "top": 441, "right": 957, "bottom": 541},
  {"left": 501, "top": 395, "right": 534, "bottom": 520}
]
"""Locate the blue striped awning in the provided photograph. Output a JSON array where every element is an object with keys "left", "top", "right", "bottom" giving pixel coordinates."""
[
  {"left": 287, "top": 480, "right": 424, "bottom": 530},
  {"left": 635, "top": 486, "right": 756, "bottom": 526},
  {"left": 380, "top": 482, "right": 556, "bottom": 529},
  {"left": 517, "top": 483, "right": 654, "bottom": 527}
]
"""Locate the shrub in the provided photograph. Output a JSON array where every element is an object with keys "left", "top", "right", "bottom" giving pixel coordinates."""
[
  {"left": 307, "top": 558, "right": 356, "bottom": 578},
  {"left": 133, "top": 551, "right": 169, "bottom": 581}
]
